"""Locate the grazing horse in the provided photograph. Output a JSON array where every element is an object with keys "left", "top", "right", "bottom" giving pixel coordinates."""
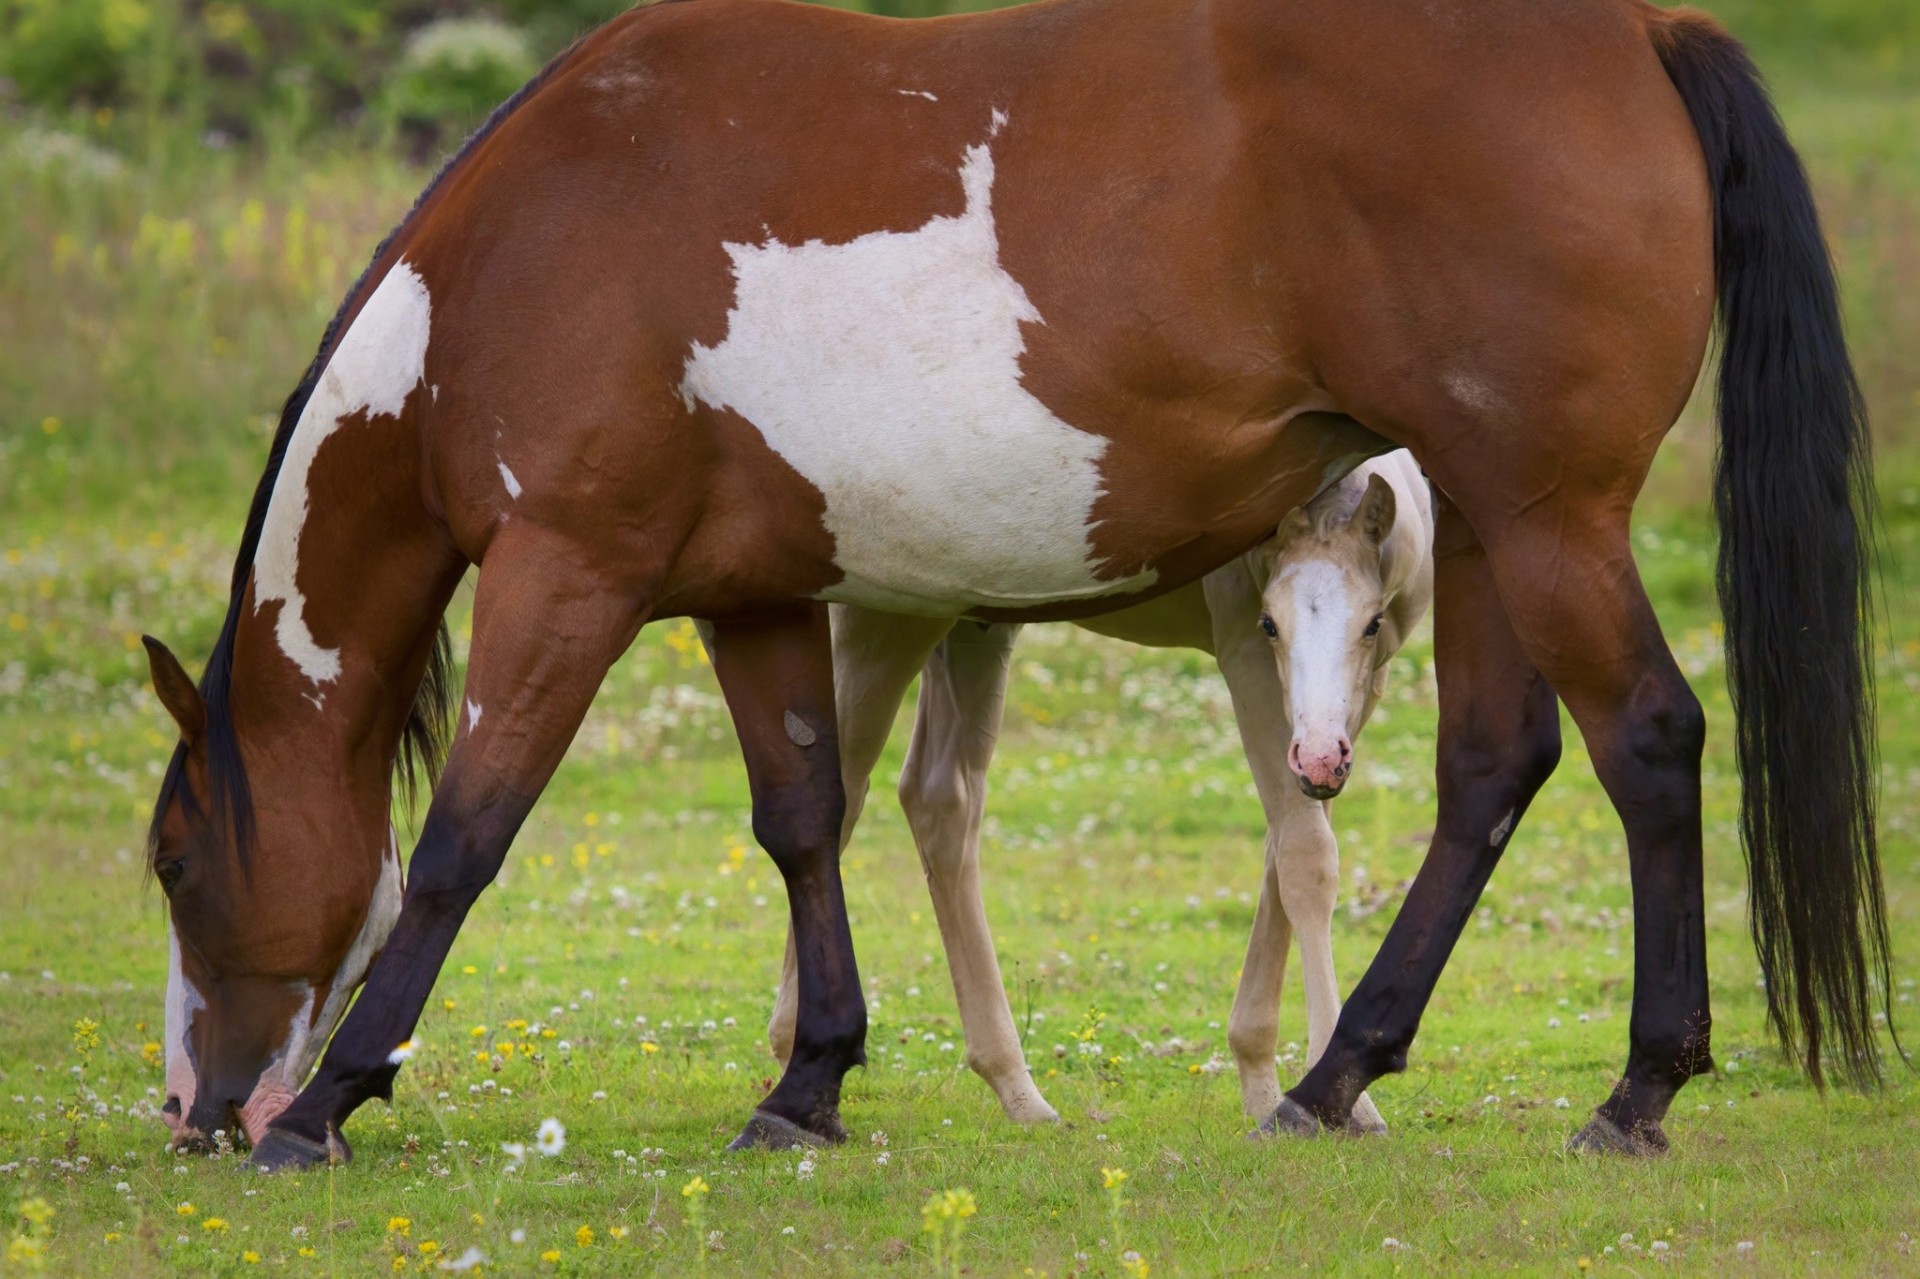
[
  {"left": 140, "top": 0, "right": 1887, "bottom": 1171},
  {"left": 761, "top": 452, "right": 1431, "bottom": 1130}
]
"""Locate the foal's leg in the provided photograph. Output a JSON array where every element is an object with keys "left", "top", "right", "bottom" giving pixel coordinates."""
[
  {"left": 1210, "top": 588, "right": 1383, "bottom": 1130},
  {"left": 766, "top": 606, "right": 952, "bottom": 1066},
  {"left": 707, "top": 603, "right": 870, "bottom": 1149},
  {"left": 1266, "top": 497, "right": 1563, "bottom": 1137},
  {"left": 897, "top": 622, "right": 1059, "bottom": 1122},
  {"left": 252, "top": 535, "right": 651, "bottom": 1171}
]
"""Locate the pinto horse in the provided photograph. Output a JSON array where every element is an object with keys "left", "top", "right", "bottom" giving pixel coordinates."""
[
  {"left": 765, "top": 452, "right": 1431, "bottom": 1130},
  {"left": 142, "top": 0, "right": 1888, "bottom": 1169}
]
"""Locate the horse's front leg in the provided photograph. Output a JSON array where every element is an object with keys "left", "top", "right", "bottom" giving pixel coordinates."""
[
  {"left": 707, "top": 603, "right": 866, "bottom": 1149},
  {"left": 250, "top": 535, "right": 651, "bottom": 1172}
]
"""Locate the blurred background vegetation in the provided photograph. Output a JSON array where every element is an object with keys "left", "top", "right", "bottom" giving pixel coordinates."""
[{"left": 0, "top": 0, "right": 1916, "bottom": 521}]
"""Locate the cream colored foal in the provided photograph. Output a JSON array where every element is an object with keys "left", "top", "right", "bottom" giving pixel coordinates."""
[{"left": 767, "top": 451, "right": 1433, "bottom": 1129}]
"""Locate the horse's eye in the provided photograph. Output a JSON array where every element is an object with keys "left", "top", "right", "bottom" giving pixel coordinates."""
[
  {"left": 156, "top": 860, "right": 185, "bottom": 893},
  {"left": 1363, "top": 615, "right": 1384, "bottom": 639},
  {"left": 1258, "top": 614, "right": 1278, "bottom": 639}
]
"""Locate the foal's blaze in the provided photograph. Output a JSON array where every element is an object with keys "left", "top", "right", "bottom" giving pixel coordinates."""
[
  {"left": 139, "top": 0, "right": 1887, "bottom": 1169},
  {"left": 1259, "top": 474, "right": 1411, "bottom": 800}
]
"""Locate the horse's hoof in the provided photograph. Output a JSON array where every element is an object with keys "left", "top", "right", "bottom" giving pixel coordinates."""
[
  {"left": 1258, "top": 1096, "right": 1324, "bottom": 1139},
  {"left": 248, "top": 1127, "right": 341, "bottom": 1173},
  {"left": 726, "top": 1110, "right": 832, "bottom": 1152},
  {"left": 1566, "top": 1114, "right": 1668, "bottom": 1158}
]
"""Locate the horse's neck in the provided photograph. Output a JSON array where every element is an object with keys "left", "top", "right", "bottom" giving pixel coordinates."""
[{"left": 228, "top": 409, "right": 461, "bottom": 771}]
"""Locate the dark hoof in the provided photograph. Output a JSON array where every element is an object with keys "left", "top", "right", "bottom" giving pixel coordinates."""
[
  {"left": 1566, "top": 1114, "right": 1668, "bottom": 1158},
  {"left": 726, "top": 1110, "right": 833, "bottom": 1152},
  {"left": 249, "top": 1127, "right": 343, "bottom": 1173},
  {"left": 1257, "top": 1096, "right": 1325, "bottom": 1139}
]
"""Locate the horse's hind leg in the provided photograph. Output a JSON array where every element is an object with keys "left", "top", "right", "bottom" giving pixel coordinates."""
[
  {"left": 707, "top": 602, "right": 867, "bottom": 1149},
  {"left": 765, "top": 606, "right": 953, "bottom": 1067},
  {"left": 897, "top": 622, "right": 1059, "bottom": 1122},
  {"left": 1267, "top": 494, "right": 1562, "bottom": 1137}
]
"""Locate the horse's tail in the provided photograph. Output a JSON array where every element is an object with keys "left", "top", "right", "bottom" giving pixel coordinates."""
[{"left": 1649, "top": 8, "right": 1890, "bottom": 1089}]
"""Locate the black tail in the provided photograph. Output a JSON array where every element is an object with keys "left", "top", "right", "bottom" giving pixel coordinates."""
[{"left": 1651, "top": 11, "right": 1891, "bottom": 1089}]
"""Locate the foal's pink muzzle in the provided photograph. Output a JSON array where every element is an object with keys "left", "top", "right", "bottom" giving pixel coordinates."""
[{"left": 1288, "top": 735, "right": 1353, "bottom": 799}]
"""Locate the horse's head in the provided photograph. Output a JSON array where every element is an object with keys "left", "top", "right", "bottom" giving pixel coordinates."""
[
  {"left": 1255, "top": 471, "right": 1401, "bottom": 801},
  {"left": 142, "top": 635, "right": 402, "bottom": 1150}
]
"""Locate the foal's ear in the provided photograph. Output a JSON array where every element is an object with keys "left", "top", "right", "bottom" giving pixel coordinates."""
[
  {"left": 143, "top": 636, "right": 205, "bottom": 745},
  {"left": 1354, "top": 474, "right": 1397, "bottom": 547},
  {"left": 1274, "top": 505, "right": 1313, "bottom": 548}
]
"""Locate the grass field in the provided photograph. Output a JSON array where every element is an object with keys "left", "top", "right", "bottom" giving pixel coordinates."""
[{"left": 3, "top": 41, "right": 1920, "bottom": 1279}]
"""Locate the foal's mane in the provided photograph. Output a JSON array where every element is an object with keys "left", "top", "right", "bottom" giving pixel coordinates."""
[{"left": 147, "top": 27, "right": 606, "bottom": 872}]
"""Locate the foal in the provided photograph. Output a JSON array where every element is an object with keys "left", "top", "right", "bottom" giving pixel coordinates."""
[{"left": 766, "top": 453, "right": 1432, "bottom": 1130}]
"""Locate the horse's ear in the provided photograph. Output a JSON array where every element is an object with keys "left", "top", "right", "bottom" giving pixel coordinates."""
[
  {"left": 1274, "top": 505, "right": 1313, "bottom": 548},
  {"left": 1354, "top": 474, "right": 1397, "bottom": 547},
  {"left": 143, "top": 636, "right": 205, "bottom": 746}
]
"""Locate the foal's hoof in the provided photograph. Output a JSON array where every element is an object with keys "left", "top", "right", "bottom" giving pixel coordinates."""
[
  {"left": 726, "top": 1110, "right": 834, "bottom": 1152},
  {"left": 1345, "top": 1109, "right": 1389, "bottom": 1138},
  {"left": 1566, "top": 1114, "right": 1668, "bottom": 1158},
  {"left": 249, "top": 1126, "right": 344, "bottom": 1173},
  {"left": 1257, "top": 1096, "right": 1325, "bottom": 1139}
]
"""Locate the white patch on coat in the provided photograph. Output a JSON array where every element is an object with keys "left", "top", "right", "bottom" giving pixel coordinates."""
[
  {"left": 466, "top": 699, "right": 482, "bottom": 733},
  {"left": 253, "top": 262, "right": 432, "bottom": 683},
  {"left": 1490, "top": 809, "right": 1515, "bottom": 847},
  {"left": 1279, "top": 560, "right": 1356, "bottom": 743},
  {"left": 679, "top": 117, "right": 1154, "bottom": 614},
  {"left": 163, "top": 924, "right": 205, "bottom": 1130},
  {"left": 898, "top": 88, "right": 938, "bottom": 101},
  {"left": 266, "top": 838, "right": 404, "bottom": 1099},
  {"left": 496, "top": 461, "right": 522, "bottom": 500},
  {"left": 1442, "top": 370, "right": 1502, "bottom": 417}
]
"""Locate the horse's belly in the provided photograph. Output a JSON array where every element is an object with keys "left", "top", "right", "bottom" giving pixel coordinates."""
[{"left": 678, "top": 119, "right": 1159, "bottom": 616}]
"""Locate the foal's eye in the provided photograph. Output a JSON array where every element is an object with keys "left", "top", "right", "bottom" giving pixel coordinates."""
[
  {"left": 156, "top": 860, "right": 185, "bottom": 893},
  {"left": 1363, "top": 615, "right": 1384, "bottom": 639},
  {"left": 1258, "top": 614, "right": 1278, "bottom": 639}
]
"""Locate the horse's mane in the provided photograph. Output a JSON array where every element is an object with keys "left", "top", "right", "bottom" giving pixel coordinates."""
[{"left": 147, "top": 27, "right": 605, "bottom": 871}]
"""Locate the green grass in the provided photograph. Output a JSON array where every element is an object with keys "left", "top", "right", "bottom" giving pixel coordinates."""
[{"left": 4, "top": 67, "right": 1920, "bottom": 1279}]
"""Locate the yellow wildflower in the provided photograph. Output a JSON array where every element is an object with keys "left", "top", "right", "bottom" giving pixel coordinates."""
[
  {"left": 387, "top": 1217, "right": 411, "bottom": 1237},
  {"left": 242, "top": 1250, "right": 261, "bottom": 1264},
  {"left": 608, "top": 1225, "right": 629, "bottom": 1240},
  {"left": 1102, "top": 1167, "right": 1128, "bottom": 1189},
  {"left": 418, "top": 1241, "right": 439, "bottom": 1256},
  {"left": 21, "top": 1198, "right": 54, "bottom": 1226},
  {"left": 682, "top": 1175, "right": 710, "bottom": 1198},
  {"left": 541, "top": 1249, "right": 562, "bottom": 1263},
  {"left": 202, "top": 1217, "right": 229, "bottom": 1232},
  {"left": 576, "top": 1225, "right": 594, "bottom": 1247},
  {"left": 176, "top": 1203, "right": 197, "bottom": 1217}
]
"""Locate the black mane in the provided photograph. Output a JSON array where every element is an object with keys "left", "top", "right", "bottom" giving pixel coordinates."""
[{"left": 148, "top": 27, "right": 602, "bottom": 869}]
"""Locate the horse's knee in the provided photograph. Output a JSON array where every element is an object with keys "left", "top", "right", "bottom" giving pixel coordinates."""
[{"left": 752, "top": 780, "right": 845, "bottom": 881}]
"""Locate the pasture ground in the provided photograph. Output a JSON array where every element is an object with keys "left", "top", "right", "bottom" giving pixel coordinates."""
[{"left": 3, "top": 74, "right": 1919, "bottom": 1278}]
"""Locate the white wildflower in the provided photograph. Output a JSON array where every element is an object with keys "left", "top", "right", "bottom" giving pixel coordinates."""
[{"left": 536, "top": 1117, "right": 566, "bottom": 1156}]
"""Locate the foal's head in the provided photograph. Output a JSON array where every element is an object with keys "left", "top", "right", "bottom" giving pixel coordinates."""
[
  {"left": 1255, "top": 473, "right": 1402, "bottom": 801},
  {"left": 141, "top": 634, "right": 424, "bottom": 1149}
]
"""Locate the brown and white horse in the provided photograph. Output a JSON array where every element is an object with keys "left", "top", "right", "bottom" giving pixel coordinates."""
[
  {"left": 142, "top": 0, "right": 1889, "bottom": 1170},
  {"left": 765, "top": 452, "right": 1430, "bottom": 1130}
]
